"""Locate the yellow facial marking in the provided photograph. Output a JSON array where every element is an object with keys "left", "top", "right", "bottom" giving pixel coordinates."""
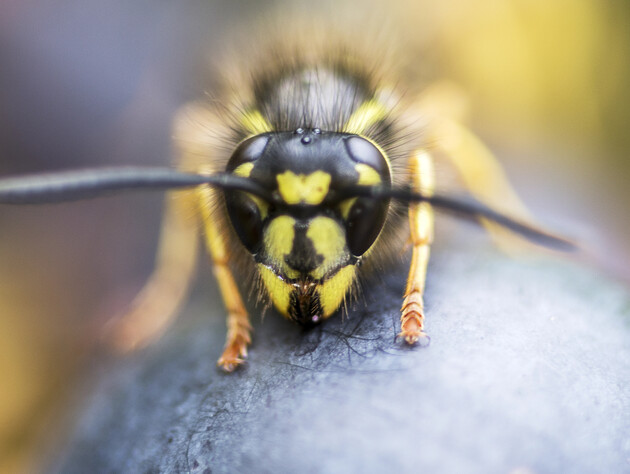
[
  {"left": 257, "top": 264, "right": 292, "bottom": 316},
  {"left": 232, "top": 162, "right": 268, "bottom": 219},
  {"left": 240, "top": 109, "right": 273, "bottom": 135},
  {"left": 319, "top": 265, "right": 356, "bottom": 317},
  {"left": 343, "top": 99, "right": 388, "bottom": 135},
  {"left": 276, "top": 171, "right": 332, "bottom": 205},
  {"left": 337, "top": 164, "right": 382, "bottom": 220},
  {"left": 339, "top": 197, "right": 357, "bottom": 220},
  {"left": 355, "top": 163, "right": 382, "bottom": 186},
  {"left": 306, "top": 216, "right": 347, "bottom": 280},
  {"left": 233, "top": 162, "right": 254, "bottom": 178},
  {"left": 263, "top": 215, "right": 300, "bottom": 279}
]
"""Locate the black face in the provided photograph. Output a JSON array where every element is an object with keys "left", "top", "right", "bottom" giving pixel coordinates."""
[{"left": 224, "top": 129, "right": 391, "bottom": 262}]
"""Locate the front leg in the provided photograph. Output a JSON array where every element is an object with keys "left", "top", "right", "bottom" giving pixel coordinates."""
[
  {"left": 399, "top": 151, "right": 434, "bottom": 345},
  {"left": 108, "top": 190, "right": 199, "bottom": 352},
  {"left": 197, "top": 186, "right": 252, "bottom": 372},
  {"left": 212, "top": 260, "right": 252, "bottom": 372}
]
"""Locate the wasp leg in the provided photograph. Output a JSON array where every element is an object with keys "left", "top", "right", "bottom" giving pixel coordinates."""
[
  {"left": 436, "top": 118, "right": 536, "bottom": 249},
  {"left": 197, "top": 186, "right": 252, "bottom": 372},
  {"left": 416, "top": 81, "right": 535, "bottom": 249},
  {"left": 400, "top": 151, "right": 434, "bottom": 345},
  {"left": 109, "top": 190, "right": 199, "bottom": 352}
]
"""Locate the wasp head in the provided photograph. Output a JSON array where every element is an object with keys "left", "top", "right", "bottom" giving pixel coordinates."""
[{"left": 224, "top": 128, "right": 391, "bottom": 325}]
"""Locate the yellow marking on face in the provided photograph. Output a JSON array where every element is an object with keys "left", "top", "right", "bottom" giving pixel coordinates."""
[
  {"left": 339, "top": 197, "right": 357, "bottom": 220},
  {"left": 337, "top": 165, "right": 380, "bottom": 220},
  {"left": 263, "top": 215, "right": 300, "bottom": 279},
  {"left": 355, "top": 163, "right": 382, "bottom": 186},
  {"left": 233, "top": 162, "right": 254, "bottom": 178},
  {"left": 240, "top": 109, "right": 273, "bottom": 135},
  {"left": 276, "top": 171, "right": 332, "bottom": 205},
  {"left": 319, "top": 265, "right": 356, "bottom": 317},
  {"left": 306, "top": 216, "right": 347, "bottom": 280},
  {"left": 257, "top": 264, "right": 292, "bottom": 316},
  {"left": 232, "top": 162, "right": 268, "bottom": 219},
  {"left": 343, "top": 99, "right": 388, "bottom": 135}
]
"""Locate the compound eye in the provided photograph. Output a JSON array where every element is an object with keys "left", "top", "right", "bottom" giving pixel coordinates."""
[
  {"left": 225, "top": 193, "right": 263, "bottom": 254},
  {"left": 344, "top": 136, "right": 390, "bottom": 180},
  {"left": 344, "top": 196, "right": 390, "bottom": 256},
  {"left": 225, "top": 134, "right": 270, "bottom": 254},
  {"left": 226, "top": 134, "right": 270, "bottom": 172},
  {"left": 342, "top": 136, "right": 391, "bottom": 256}
]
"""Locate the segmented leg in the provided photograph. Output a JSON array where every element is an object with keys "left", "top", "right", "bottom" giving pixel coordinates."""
[
  {"left": 417, "top": 81, "right": 535, "bottom": 249},
  {"left": 400, "top": 151, "right": 435, "bottom": 345},
  {"left": 436, "top": 118, "right": 535, "bottom": 247},
  {"left": 196, "top": 186, "right": 252, "bottom": 372},
  {"left": 109, "top": 190, "right": 199, "bottom": 352}
]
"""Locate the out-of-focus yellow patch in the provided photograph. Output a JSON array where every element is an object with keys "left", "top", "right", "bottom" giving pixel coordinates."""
[{"left": 343, "top": 99, "right": 388, "bottom": 135}]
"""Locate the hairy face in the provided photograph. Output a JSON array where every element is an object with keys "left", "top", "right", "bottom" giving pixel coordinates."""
[{"left": 225, "top": 130, "right": 391, "bottom": 324}]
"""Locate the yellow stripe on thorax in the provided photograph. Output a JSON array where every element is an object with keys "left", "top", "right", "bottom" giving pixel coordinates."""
[
  {"left": 239, "top": 109, "right": 273, "bottom": 135},
  {"left": 276, "top": 171, "right": 332, "bottom": 205},
  {"left": 343, "top": 99, "right": 388, "bottom": 135}
]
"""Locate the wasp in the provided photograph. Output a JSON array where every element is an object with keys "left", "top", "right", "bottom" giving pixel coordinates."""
[{"left": 0, "top": 19, "right": 573, "bottom": 372}]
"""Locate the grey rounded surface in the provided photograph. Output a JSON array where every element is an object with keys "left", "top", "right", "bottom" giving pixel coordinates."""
[{"left": 55, "top": 242, "right": 630, "bottom": 474}]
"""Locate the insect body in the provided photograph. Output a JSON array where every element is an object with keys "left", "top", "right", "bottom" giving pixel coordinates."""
[
  {"left": 174, "top": 46, "right": 434, "bottom": 370},
  {"left": 0, "top": 27, "right": 573, "bottom": 371}
]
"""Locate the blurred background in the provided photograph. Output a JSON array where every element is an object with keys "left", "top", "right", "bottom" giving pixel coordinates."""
[{"left": 0, "top": 0, "right": 628, "bottom": 472}]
